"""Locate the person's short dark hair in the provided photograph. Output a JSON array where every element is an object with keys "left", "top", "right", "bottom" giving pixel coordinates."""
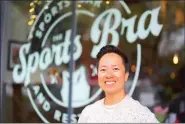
[{"left": 96, "top": 45, "right": 129, "bottom": 72}]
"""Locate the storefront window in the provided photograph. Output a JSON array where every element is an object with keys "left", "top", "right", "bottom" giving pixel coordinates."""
[{"left": 0, "top": 1, "right": 184, "bottom": 123}]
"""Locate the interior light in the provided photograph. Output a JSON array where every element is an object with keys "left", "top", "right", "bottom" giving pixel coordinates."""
[
  {"left": 28, "top": 20, "right": 34, "bottom": 25},
  {"left": 30, "top": 2, "right": 34, "bottom": 7},
  {"left": 34, "top": 0, "right": 38, "bottom": 3},
  {"left": 78, "top": 4, "right": 82, "bottom": 8},
  {"left": 31, "top": 15, "right": 37, "bottom": 19},
  {"left": 106, "top": 1, "right": 110, "bottom": 4},
  {"left": 29, "top": 8, "right": 35, "bottom": 13},
  {"left": 170, "top": 72, "right": 175, "bottom": 79},
  {"left": 131, "top": 65, "right": 136, "bottom": 72},
  {"left": 173, "top": 54, "right": 179, "bottom": 64}
]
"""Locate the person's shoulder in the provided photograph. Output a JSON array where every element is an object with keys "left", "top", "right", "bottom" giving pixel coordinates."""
[
  {"left": 86, "top": 98, "right": 104, "bottom": 110},
  {"left": 126, "top": 96, "right": 159, "bottom": 123},
  {"left": 126, "top": 95, "right": 149, "bottom": 111},
  {"left": 78, "top": 98, "right": 104, "bottom": 123},
  {"left": 124, "top": 96, "right": 159, "bottom": 123},
  {"left": 81, "top": 98, "right": 104, "bottom": 114}
]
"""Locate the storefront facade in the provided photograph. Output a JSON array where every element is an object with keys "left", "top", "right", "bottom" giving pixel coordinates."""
[{"left": 0, "top": 1, "right": 184, "bottom": 123}]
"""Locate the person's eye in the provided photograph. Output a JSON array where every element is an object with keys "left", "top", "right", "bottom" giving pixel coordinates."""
[
  {"left": 113, "top": 68, "right": 119, "bottom": 71},
  {"left": 100, "top": 69, "right": 106, "bottom": 72}
]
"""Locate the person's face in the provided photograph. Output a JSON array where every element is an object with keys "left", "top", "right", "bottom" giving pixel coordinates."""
[{"left": 98, "top": 53, "right": 129, "bottom": 95}]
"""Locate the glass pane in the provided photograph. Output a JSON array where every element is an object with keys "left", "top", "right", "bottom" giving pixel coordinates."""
[{"left": 0, "top": 0, "right": 184, "bottom": 123}]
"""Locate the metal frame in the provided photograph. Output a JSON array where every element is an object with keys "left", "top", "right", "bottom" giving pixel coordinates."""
[
  {"left": 68, "top": 1, "right": 77, "bottom": 123},
  {"left": 0, "top": 1, "right": 12, "bottom": 122},
  {"left": 0, "top": 2, "right": 2, "bottom": 122}
]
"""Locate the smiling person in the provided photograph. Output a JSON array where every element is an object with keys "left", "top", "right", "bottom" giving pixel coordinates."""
[{"left": 78, "top": 45, "right": 159, "bottom": 123}]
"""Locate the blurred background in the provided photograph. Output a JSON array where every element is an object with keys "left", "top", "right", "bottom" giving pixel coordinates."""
[{"left": 0, "top": 0, "right": 184, "bottom": 123}]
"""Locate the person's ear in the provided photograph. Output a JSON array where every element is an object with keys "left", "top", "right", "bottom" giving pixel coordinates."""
[{"left": 124, "top": 72, "right": 129, "bottom": 82}]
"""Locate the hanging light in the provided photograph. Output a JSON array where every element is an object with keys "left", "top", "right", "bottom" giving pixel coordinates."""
[
  {"left": 106, "top": 1, "right": 110, "bottom": 4},
  {"left": 78, "top": 4, "right": 82, "bottom": 8},
  {"left": 173, "top": 54, "right": 179, "bottom": 64}
]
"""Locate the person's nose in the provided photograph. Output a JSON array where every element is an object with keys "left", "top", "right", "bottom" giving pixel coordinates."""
[{"left": 105, "top": 69, "right": 113, "bottom": 78}]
